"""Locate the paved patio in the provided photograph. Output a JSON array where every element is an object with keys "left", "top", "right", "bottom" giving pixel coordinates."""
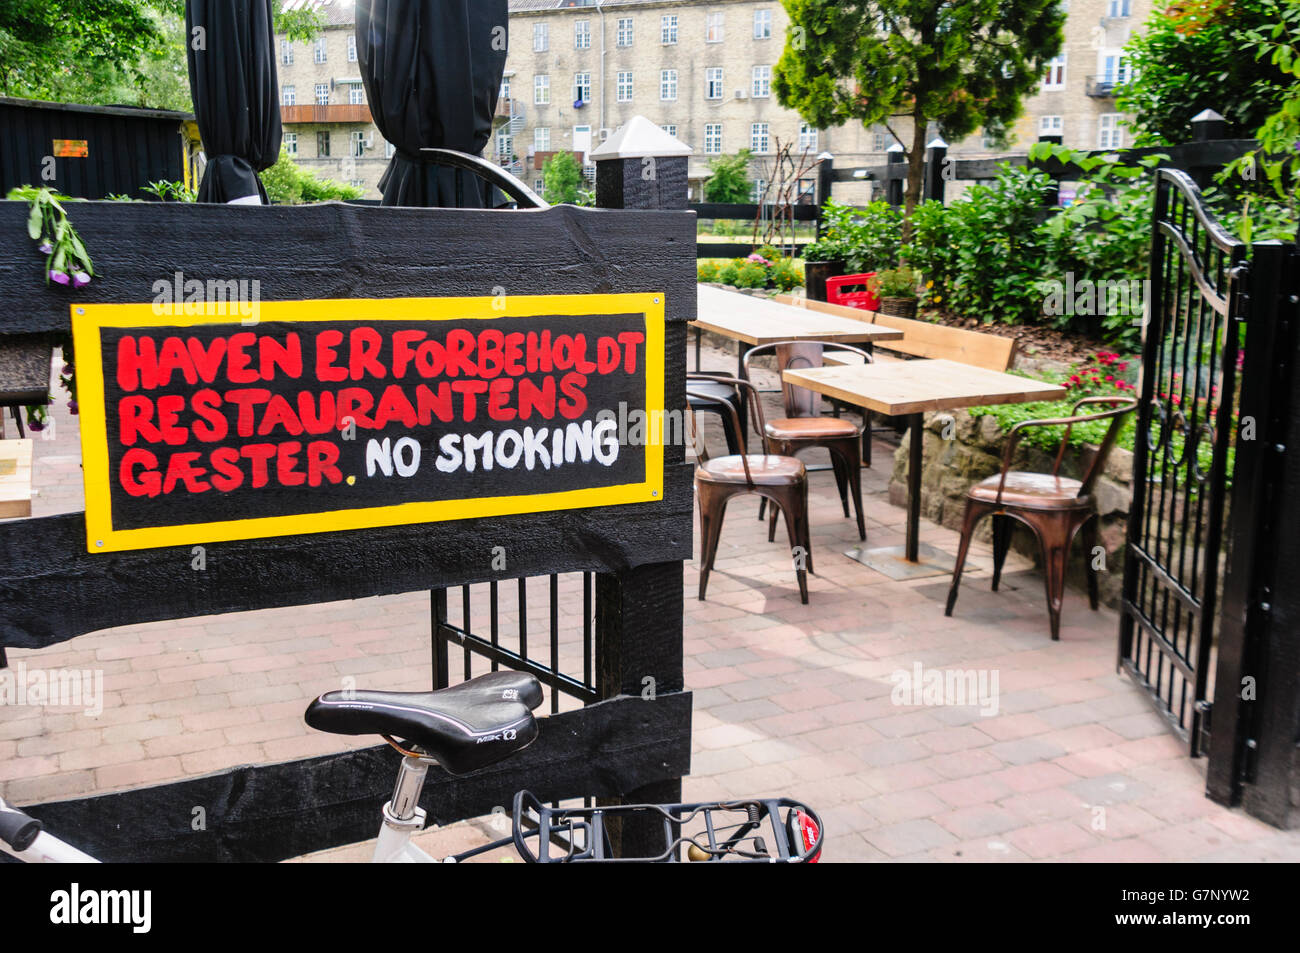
[{"left": 3, "top": 347, "right": 1298, "bottom": 862}]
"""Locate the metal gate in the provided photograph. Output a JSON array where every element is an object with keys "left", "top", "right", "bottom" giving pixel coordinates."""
[{"left": 1117, "top": 168, "right": 1248, "bottom": 756}]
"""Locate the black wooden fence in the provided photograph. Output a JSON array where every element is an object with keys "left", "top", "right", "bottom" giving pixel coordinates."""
[{"left": 0, "top": 189, "right": 696, "bottom": 859}]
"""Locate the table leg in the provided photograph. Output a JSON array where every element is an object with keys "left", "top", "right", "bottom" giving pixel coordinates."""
[
  {"left": 906, "top": 412, "right": 923, "bottom": 562},
  {"left": 693, "top": 326, "right": 702, "bottom": 373},
  {"left": 736, "top": 341, "right": 751, "bottom": 448}
]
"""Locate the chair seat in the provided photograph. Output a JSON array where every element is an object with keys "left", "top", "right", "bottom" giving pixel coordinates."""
[
  {"left": 697, "top": 454, "right": 805, "bottom": 486},
  {"left": 765, "top": 417, "right": 862, "bottom": 440},
  {"left": 968, "top": 471, "right": 1088, "bottom": 508}
]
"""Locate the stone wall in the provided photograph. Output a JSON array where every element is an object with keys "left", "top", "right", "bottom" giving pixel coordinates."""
[{"left": 889, "top": 411, "right": 1134, "bottom": 608}]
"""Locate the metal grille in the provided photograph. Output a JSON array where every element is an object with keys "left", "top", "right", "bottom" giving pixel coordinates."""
[
  {"left": 432, "top": 572, "right": 599, "bottom": 714},
  {"left": 1118, "top": 169, "right": 1248, "bottom": 755}
]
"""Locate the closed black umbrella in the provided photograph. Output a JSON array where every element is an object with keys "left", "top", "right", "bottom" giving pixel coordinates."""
[
  {"left": 185, "top": 0, "right": 283, "bottom": 204},
  {"left": 356, "top": 0, "right": 508, "bottom": 208}
]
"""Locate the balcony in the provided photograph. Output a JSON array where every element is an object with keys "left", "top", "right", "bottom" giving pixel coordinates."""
[
  {"left": 532, "top": 150, "right": 583, "bottom": 172},
  {"left": 1085, "top": 74, "right": 1127, "bottom": 98},
  {"left": 280, "top": 103, "right": 374, "bottom": 124}
]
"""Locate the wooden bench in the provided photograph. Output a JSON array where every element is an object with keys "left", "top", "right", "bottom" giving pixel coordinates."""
[
  {"left": 773, "top": 295, "right": 1018, "bottom": 466},
  {"left": 773, "top": 295, "right": 1018, "bottom": 371},
  {"left": 0, "top": 339, "right": 53, "bottom": 438}
]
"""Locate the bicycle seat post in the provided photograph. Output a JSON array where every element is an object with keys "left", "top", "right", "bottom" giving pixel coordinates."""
[{"left": 372, "top": 754, "right": 435, "bottom": 862}]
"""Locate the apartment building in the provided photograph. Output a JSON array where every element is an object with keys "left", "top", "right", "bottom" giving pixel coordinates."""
[{"left": 274, "top": 0, "right": 1150, "bottom": 203}]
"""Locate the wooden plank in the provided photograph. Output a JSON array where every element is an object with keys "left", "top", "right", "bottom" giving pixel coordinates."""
[
  {"left": 784, "top": 359, "right": 1065, "bottom": 416},
  {"left": 775, "top": 294, "right": 1018, "bottom": 371},
  {"left": 694, "top": 286, "right": 903, "bottom": 346},
  {"left": 20, "top": 691, "right": 693, "bottom": 862},
  {"left": 0, "top": 201, "right": 699, "bottom": 336},
  {"left": 0, "top": 438, "right": 32, "bottom": 518}
]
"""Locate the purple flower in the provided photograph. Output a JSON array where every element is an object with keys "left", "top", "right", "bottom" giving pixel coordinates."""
[
  {"left": 72, "top": 271, "right": 91, "bottom": 287},
  {"left": 61, "top": 364, "right": 73, "bottom": 376},
  {"left": 49, "top": 270, "right": 70, "bottom": 285},
  {"left": 67, "top": 400, "right": 79, "bottom": 415},
  {"left": 27, "top": 420, "right": 45, "bottom": 433},
  {"left": 38, "top": 242, "right": 53, "bottom": 255}
]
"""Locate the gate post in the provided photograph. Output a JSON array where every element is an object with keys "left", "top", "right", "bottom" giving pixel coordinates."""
[
  {"left": 592, "top": 116, "right": 692, "bottom": 854},
  {"left": 1209, "top": 240, "right": 1300, "bottom": 826}
]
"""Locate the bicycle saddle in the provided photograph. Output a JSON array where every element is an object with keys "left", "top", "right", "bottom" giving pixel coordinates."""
[{"left": 305, "top": 671, "right": 544, "bottom": 775}]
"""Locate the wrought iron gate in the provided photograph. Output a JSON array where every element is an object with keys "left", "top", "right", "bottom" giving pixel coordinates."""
[{"left": 1118, "top": 168, "right": 1248, "bottom": 756}]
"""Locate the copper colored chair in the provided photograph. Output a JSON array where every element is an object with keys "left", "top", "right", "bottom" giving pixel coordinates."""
[
  {"left": 744, "top": 341, "right": 872, "bottom": 542},
  {"left": 945, "top": 396, "right": 1138, "bottom": 640},
  {"left": 687, "top": 376, "right": 812, "bottom": 604}
]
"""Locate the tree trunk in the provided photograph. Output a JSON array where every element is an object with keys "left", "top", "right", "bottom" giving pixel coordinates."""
[{"left": 903, "top": 102, "right": 928, "bottom": 248}]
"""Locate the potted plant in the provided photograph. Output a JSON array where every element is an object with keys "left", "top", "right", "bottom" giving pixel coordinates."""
[
  {"left": 801, "top": 238, "right": 849, "bottom": 302},
  {"left": 867, "top": 266, "right": 919, "bottom": 319}
]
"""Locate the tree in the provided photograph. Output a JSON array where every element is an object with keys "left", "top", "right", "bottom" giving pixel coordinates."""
[
  {"left": 774, "top": 0, "right": 1065, "bottom": 239},
  {"left": 0, "top": 0, "right": 322, "bottom": 109},
  {"left": 1118, "top": 0, "right": 1298, "bottom": 145},
  {"left": 542, "top": 150, "right": 584, "bottom": 205},
  {"left": 703, "top": 150, "right": 754, "bottom": 204}
]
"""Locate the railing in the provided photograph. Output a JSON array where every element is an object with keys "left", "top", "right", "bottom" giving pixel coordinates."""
[
  {"left": 280, "top": 103, "right": 374, "bottom": 124},
  {"left": 1085, "top": 74, "right": 1127, "bottom": 98}
]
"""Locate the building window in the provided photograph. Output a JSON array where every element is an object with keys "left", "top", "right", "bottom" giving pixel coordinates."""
[
  {"left": 284, "top": 132, "right": 298, "bottom": 156},
  {"left": 575, "top": 20, "right": 591, "bottom": 49},
  {"left": 317, "top": 131, "right": 330, "bottom": 157},
  {"left": 872, "top": 128, "right": 891, "bottom": 151},
  {"left": 314, "top": 38, "right": 327, "bottom": 63},
  {"left": 1107, "top": 0, "right": 1130, "bottom": 16},
  {"left": 535, "top": 178, "right": 545, "bottom": 193},
  {"left": 534, "top": 74, "right": 550, "bottom": 105},
  {"left": 617, "top": 18, "right": 633, "bottom": 47},
  {"left": 660, "top": 69, "right": 677, "bottom": 101},
  {"left": 574, "top": 72, "right": 591, "bottom": 104},
  {"left": 706, "top": 13, "right": 724, "bottom": 43},
  {"left": 617, "top": 71, "right": 633, "bottom": 103},
  {"left": 1039, "top": 115, "right": 1064, "bottom": 137},
  {"left": 386, "top": 141, "right": 396, "bottom": 159},
  {"left": 981, "top": 130, "right": 999, "bottom": 149},
  {"left": 1099, "top": 114, "right": 1123, "bottom": 149},
  {"left": 705, "top": 123, "right": 722, "bottom": 155},
  {"left": 533, "top": 22, "right": 548, "bottom": 52},
  {"left": 281, "top": 85, "right": 296, "bottom": 106},
  {"left": 751, "top": 178, "right": 767, "bottom": 203},
  {"left": 315, "top": 83, "right": 330, "bottom": 106},
  {"left": 798, "top": 123, "right": 818, "bottom": 152},
  {"left": 348, "top": 86, "right": 365, "bottom": 105},
  {"left": 705, "top": 67, "right": 724, "bottom": 100},
  {"left": 752, "top": 65, "right": 771, "bottom": 98},
  {"left": 347, "top": 35, "right": 357, "bottom": 62},
  {"left": 534, "top": 127, "right": 550, "bottom": 152},
  {"left": 1101, "top": 53, "right": 1131, "bottom": 85},
  {"left": 754, "top": 9, "right": 773, "bottom": 39},
  {"left": 661, "top": 15, "right": 678, "bottom": 44},
  {"left": 1043, "top": 54, "right": 1066, "bottom": 90},
  {"left": 661, "top": 124, "right": 678, "bottom": 138},
  {"left": 798, "top": 177, "right": 816, "bottom": 199},
  {"left": 351, "top": 131, "right": 366, "bottom": 157},
  {"left": 281, "top": 40, "right": 294, "bottom": 65},
  {"left": 751, "top": 122, "right": 770, "bottom": 154}
]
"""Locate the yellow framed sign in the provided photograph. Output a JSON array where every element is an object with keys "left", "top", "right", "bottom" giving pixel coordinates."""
[{"left": 72, "top": 293, "right": 665, "bottom": 553}]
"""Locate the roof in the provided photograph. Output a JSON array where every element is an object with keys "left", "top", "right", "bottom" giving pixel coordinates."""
[
  {"left": 280, "top": 0, "right": 357, "bottom": 27},
  {"left": 0, "top": 96, "right": 193, "bottom": 123}
]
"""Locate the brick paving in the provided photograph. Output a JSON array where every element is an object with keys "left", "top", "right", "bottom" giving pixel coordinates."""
[{"left": 4, "top": 346, "right": 1299, "bottom": 863}]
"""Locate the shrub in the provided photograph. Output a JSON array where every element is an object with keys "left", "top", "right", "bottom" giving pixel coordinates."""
[{"left": 697, "top": 260, "right": 721, "bottom": 282}]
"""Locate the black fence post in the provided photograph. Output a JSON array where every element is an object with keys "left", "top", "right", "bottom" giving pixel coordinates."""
[
  {"left": 816, "top": 151, "right": 835, "bottom": 234},
  {"left": 1037, "top": 134, "right": 1062, "bottom": 207},
  {"left": 886, "top": 143, "right": 905, "bottom": 207},
  {"left": 592, "top": 116, "right": 691, "bottom": 856},
  {"left": 1188, "top": 109, "right": 1229, "bottom": 189},
  {"left": 923, "top": 137, "right": 947, "bottom": 204}
]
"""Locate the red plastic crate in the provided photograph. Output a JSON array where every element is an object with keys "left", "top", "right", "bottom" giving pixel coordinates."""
[{"left": 825, "top": 272, "right": 880, "bottom": 312}]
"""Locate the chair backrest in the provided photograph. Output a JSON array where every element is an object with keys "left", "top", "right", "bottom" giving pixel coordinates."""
[
  {"left": 740, "top": 340, "right": 873, "bottom": 420},
  {"left": 686, "top": 374, "right": 769, "bottom": 487},
  {"left": 774, "top": 294, "right": 1018, "bottom": 371},
  {"left": 999, "top": 396, "right": 1138, "bottom": 500}
]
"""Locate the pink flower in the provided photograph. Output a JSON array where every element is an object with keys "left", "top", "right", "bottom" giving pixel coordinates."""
[{"left": 48, "top": 270, "right": 70, "bottom": 285}]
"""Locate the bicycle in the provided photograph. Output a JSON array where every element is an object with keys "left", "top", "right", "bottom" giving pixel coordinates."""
[{"left": 1, "top": 670, "right": 823, "bottom": 864}]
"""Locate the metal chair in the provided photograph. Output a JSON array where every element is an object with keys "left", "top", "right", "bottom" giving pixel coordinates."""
[
  {"left": 687, "top": 376, "right": 812, "bottom": 604},
  {"left": 743, "top": 341, "right": 873, "bottom": 542},
  {"left": 686, "top": 372, "right": 744, "bottom": 456},
  {"left": 945, "top": 395, "right": 1138, "bottom": 640}
]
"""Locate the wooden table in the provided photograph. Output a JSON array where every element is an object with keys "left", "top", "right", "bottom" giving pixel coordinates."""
[
  {"left": 0, "top": 438, "right": 33, "bottom": 520},
  {"left": 783, "top": 359, "right": 1066, "bottom": 578},
  {"left": 693, "top": 285, "right": 902, "bottom": 375}
]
